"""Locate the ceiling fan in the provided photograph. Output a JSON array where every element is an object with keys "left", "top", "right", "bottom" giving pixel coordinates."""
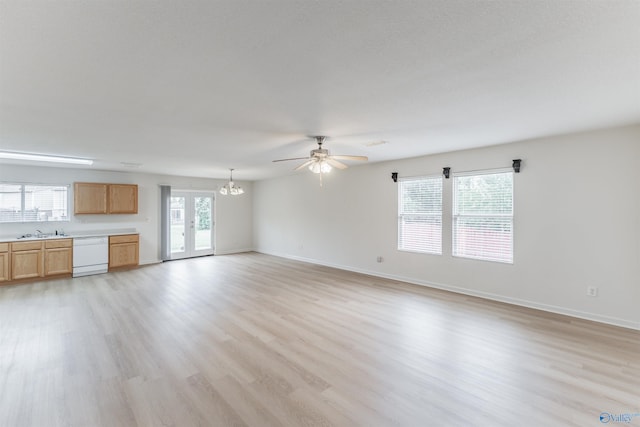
[{"left": 272, "top": 136, "right": 368, "bottom": 178}]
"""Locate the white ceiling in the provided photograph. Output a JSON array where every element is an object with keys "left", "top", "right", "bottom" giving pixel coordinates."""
[{"left": 1, "top": 1, "right": 639, "bottom": 180}]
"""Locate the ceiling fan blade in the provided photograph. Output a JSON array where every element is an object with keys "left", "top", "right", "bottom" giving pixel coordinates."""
[
  {"left": 325, "top": 158, "right": 348, "bottom": 169},
  {"left": 272, "top": 157, "right": 310, "bottom": 163},
  {"left": 330, "top": 155, "right": 368, "bottom": 161},
  {"left": 294, "top": 159, "right": 315, "bottom": 171}
]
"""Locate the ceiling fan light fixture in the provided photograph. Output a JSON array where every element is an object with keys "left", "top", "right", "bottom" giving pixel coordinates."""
[
  {"left": 220, "top": 168, "right": 244, "bottom": 196},
  {"left": 309, "top": 160, "right": 331, "bottom": 174},
  {"left": 272, "top": 136, "right": 368, "bottom": 184}
]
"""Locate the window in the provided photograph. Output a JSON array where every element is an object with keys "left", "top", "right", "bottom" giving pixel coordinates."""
[
  {"left": 0, "top": 183, "right": 70, "bottom": 223},
  {"left": 453, "top": 171, "right": 513, "bottom": 263},
  {"left": 398, "top": 176, "right": 442, "bottom": 254}
]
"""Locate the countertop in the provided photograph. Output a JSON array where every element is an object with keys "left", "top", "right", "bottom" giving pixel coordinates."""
[{"left": 0, "top": 228, "right": 138, "bottom": 243}]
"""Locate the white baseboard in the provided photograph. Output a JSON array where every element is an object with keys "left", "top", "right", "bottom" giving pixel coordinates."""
[
  {"left": 256, "top": 249, "right": 640, "bottom": 331},
  {"left": 140, "top": 249, "right": 252, "bottom": 264},
  {"left": 215, "top": 248, "right": 254, "bottom": 255}
]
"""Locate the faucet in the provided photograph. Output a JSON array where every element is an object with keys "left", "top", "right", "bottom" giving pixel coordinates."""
[{"left": 35, "top": 229, "right": 44, "bottom": 238}]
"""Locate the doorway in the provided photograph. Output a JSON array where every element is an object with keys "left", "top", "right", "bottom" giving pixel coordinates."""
[{"left": 170, "top": 192, "right": 215, "bottom": 259}]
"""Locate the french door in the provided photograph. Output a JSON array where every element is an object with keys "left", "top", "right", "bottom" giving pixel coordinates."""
[{"left": 170, "top": 192, "right": 215, "bottom": 259}]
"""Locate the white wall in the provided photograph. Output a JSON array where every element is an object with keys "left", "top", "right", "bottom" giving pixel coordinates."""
[
  {"left": 253, "top": 125, "right": 640, "bottom": 329},
  {"left": 0, "top": 165, "right": 253, "bottom": 263}
]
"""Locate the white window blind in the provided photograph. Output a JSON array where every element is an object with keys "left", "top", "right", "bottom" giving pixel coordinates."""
[
  {"left": 453, "top": 171, "right": 513, "bottom": 263},
  {"left": 0, "top": 183, "right": 69, "bottom": 223},
  {"left": 398, "top": 176, "right": 442, "bottom": 254}
]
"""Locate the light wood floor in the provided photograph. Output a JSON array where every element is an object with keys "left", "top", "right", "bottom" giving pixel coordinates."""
[{"left": 0, "top": 253, "right": 638, "bottom": 427}]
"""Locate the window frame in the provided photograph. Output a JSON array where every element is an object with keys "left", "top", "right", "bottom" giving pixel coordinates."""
[
  {"left": 452, "top": 169, "right": 514, "bottom": 264},
  {"left": 397, "top": 174, "right": 443, "bottom": 255},
  {"left": 0, "top": 182, "right": 71, "bottom": 223}
]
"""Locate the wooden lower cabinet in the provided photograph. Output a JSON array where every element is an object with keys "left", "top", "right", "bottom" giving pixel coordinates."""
[
  {"left": 0, "top": 243, "right": 9, "bottom": 282},
  {"left": 1, "top": 234, "right": 139, "bottom": 284},
  {"left": 44, "top": 239, "right": 72, "bottom": 276},
  {"left": 109, "top": 234, "right": 139, "bottom": 269},
  {"left": 6, "top": 239, "right": 73, "bottom": 282}
]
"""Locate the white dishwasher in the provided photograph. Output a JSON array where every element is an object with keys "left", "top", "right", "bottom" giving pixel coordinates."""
[{"left": 73, "top": 236, "right": 109, "bottom": 277}]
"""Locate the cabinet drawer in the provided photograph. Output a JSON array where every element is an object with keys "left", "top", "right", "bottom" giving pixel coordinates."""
[
  {"left": 11, "top": 241, "right": 44, "bottom": 251},
  {"left": 45, "top": 239, "right": 72, "bottom": 249},
  {"left": 110, "top": 234, "right": 139, "bottom": 244},
  {"left": 0, "top": 242, "right": 8, "bottom": 252}
]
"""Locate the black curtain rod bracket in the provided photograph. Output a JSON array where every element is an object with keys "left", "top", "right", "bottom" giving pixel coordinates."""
[
  {"left": 443, "top": 167, "right": 451, "bottom": 179},
  {"left": 391, "top": 172, "right": 398, "bottom": 183},
  {"left": 512, "top": 159, "right": 522, "bottom": 173}
]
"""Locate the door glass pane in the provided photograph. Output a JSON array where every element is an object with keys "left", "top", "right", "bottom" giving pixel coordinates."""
[
  {"left": 194, "top": 196, "right": 212, "bottom": 251},
  {"left": 170, "top": 196, "right": 185, "bottom": 254}
]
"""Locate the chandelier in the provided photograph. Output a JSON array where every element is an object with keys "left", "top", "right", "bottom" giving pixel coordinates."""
[{"left": 219, "top": 168, "right": 244, "bottom": 195}]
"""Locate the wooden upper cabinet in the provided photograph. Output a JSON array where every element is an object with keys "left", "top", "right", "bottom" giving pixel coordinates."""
[
  {"left": 109, "top": 184, "right": 138, "bottom": 214},
  {"left": 74, "top": 182, "right": 138, "bottom": 214},
  {"left": 74, "top": 183, "right": 108, "bottom": 214}
]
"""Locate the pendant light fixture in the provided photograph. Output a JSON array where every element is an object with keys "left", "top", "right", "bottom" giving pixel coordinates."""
[{"left": 219, "top": 168, "right": 244, "bottom": 195}]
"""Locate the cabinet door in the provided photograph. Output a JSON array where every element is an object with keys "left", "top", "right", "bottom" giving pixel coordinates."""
[
  {"left": 0, "top": 251, "right": 9, "bottom": 282},
  {"left": 108, "top": 184, "right": 138, "bottom": 214},
  {"left": 74, "top": 183, "right": 108, "bottom": 214},
  {"left": 11, "top": 250, "right": 43, "bottom": 280},
  {"left": 45, "top": 247, "right": 72, "bottom": 276},
  {"left": 109, "top": 242, "right": 139, "bottom": 268}
]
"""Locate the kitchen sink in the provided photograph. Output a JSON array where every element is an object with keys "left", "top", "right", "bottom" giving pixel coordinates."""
[{"left": 16, "top": 233, "right": 69, "bottom": 239}]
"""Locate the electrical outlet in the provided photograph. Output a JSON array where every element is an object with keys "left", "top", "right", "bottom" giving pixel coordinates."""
[
  {"left": 376, "top": 256, "right": 383, "bottom": 263},
  {"left": 586, "top": 286, "right": 598, "bottom": 297}
]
